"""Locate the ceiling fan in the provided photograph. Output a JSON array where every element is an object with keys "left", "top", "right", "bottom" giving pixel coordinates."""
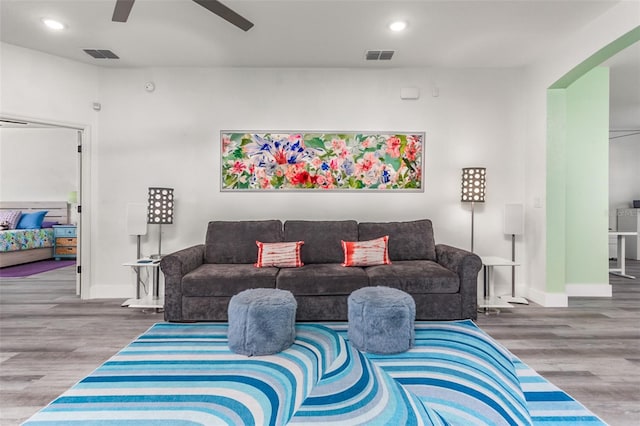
[{"left": 112, "top": 0, "right": 254, "bottom": 31}]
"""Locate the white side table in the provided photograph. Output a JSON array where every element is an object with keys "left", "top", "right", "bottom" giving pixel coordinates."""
[
  {"left": 479, "top": 256, "right": 517, "bottom": 313},
  {"left": 121, "top": 259, "right": 164, "bottom": 310},
  {"left": 609, "top": 231, "right": 638, "bottom": 279}
]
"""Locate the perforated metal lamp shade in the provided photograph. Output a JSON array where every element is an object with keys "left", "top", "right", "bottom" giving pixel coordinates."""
[
  {"left": 461, "top": 168, "right": 486, "bottom": 202},
  {"left": 460, "top": 168, "right": 486, "bottom": 253},
  {"left": 147, "top": 188, "right": 174, "bottom": 224},
  {"left": 147, "top": 187, "right": 174, "bottom": 259}
]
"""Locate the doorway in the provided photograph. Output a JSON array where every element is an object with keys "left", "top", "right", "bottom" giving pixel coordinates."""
[{"left": 0, "top": 116, "right": 88, "bottom": 298}]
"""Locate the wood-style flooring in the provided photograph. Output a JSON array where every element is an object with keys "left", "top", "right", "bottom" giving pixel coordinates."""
[{"left": 1, "top": 261, "right": 639, "bottom": 425}]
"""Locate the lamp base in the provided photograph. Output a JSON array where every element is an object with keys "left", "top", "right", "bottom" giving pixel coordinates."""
[{"left": 499, "top": 295, "right": 529, "bottom": 305}]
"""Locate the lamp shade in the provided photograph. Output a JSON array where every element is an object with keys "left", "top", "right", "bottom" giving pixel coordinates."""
[
  {"left": 461, "top": 167, "right": 486, "bottom": 202},
  {"left": 147, "top": 187, "right": 174, "bottom": 224},
  {"left": 504, "top": 203, "right": 524, "bottom": 235},
  {"left": 68, "top": 191, "right": 78, "bottom": 204}
]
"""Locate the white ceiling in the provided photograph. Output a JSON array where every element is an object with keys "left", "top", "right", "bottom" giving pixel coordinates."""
[
  {"left": 1, "top": 0, "right": 638, "bottom": 129},
  {"left": 0, "top": 0, "right": 625, "bottom": 68}
]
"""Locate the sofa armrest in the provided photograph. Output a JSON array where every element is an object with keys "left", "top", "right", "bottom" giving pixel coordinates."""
[
  {"left": 160, "top": 244, "right": 205, "bottom": 321},
  {"left": 436, "top": 244, "right": 482, "bottom": 320}
]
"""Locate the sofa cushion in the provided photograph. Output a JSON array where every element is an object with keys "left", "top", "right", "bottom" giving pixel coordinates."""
[
  {"left": 365, "top": 260, "right": 459, "bottom": 294},
  {"left": 182, "top": 264, "right": 277, "bottom": 297},
  {"left": 205, "top": 220, "right": 283, "bottom": 264},
  {"left": 284, "top": 220, "right": 358, "bottom": 264},
  {"left": 358, "top": 219, "right": 436, "bottom": 261},
  {"left": 276, "top": 263, "right": 369, "bottom": 296}
]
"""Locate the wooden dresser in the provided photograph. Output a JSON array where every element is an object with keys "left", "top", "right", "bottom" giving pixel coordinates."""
[{"left": 53, "top": 225, "right": 77, "bottom": 260}]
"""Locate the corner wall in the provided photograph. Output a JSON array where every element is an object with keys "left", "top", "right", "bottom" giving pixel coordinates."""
[
  {"left": 546, "top": 68, "right": 611, "bottom": 299},
  {"left": 523, "top": 5, "right": 639, "bottom": 306}
]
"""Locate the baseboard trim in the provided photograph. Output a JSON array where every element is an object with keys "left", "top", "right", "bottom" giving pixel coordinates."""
[
  {"left": 566, "top": 283, "right": 612, "bottom": 298},
  {"left": 527, "top": 287, "right": 568, "bottom": 307}
]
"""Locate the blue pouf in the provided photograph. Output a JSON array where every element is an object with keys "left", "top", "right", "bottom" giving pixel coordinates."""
[
  {"left": 348, "top": 286, "right": 415, "bottom": 354},
  {"left": 228, "top": 288, "right": 297, "bottom": 356}
]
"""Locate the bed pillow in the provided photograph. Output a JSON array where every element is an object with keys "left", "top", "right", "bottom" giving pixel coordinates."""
[
  {"left": 255, "top": 241, "right": 304, "bottom": 268},
  {"left": 0, "top": 210, "right": 22, "bottom": 230},
  {"left": 41, "top": 221, "right": 59, "bottom": 228},
  {"left": 342, "top": 236, "right": 391, "bottom": 267},
  {"left": 16, "top": 210, "right": 48, "bottom": 229}
]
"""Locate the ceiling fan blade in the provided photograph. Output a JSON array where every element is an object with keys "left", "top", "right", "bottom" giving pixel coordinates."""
[
  {"left": 112, "top": 0, "right": 135, "bottom": 23},
  {"left": 192, "top": 0, "right": 254, "bottom": 31}
]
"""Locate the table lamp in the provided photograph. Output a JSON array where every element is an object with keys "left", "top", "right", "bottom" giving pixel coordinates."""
[
  {"left": 461, "top": 167, "right": 486, "bottom": 252},
  {"left": 147, "top": 187, "right": 174, "bottom": 259}
]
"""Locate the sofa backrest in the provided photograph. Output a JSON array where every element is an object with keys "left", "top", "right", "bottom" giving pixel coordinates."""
[
  {"left": 358, "top": 219, "right": 437, "bottom": 261},
  {"left": 284, "top": 220, "right": 358, "bottom": 264},
  {"left": 205, "top": 220, "right": 283, "bottom": 264}
]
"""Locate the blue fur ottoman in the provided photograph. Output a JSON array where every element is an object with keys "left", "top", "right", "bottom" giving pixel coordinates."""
[
  {"left": 228, "top": 288, "right": 297, "bottom": 356},
  {"left": 348, "top": 286, "right": 415, "bottom": 354}
]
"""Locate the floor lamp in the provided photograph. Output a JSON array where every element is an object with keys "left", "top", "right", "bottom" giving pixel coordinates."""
[
  {"left": 501, "top": 203, "right": 528, "bottom": 304},
  {"left": 147, "top": 187, "right": 174, "bottom": 259},
  {"left": 461, "top": 167, "right": 486, "bottom": 253}
]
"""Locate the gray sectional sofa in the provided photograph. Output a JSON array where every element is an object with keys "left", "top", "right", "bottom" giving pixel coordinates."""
[{"left": 160, "top": 219, "right": 482, "bottom": 322}]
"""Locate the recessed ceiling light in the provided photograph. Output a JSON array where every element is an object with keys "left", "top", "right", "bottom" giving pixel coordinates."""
[
  {"left": 389, "top": 21, "right": 407, "bottom": 32},
  {"left": 42, "top": 18, "right": 65, "bottom": 30}
]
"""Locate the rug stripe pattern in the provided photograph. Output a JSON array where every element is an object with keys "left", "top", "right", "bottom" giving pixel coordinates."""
[
  {"left": 24, "top": 323, "right": 436, "bottom": 425},
  {"left": 24, "top": 321, "right": 607, "bottom": 426}
]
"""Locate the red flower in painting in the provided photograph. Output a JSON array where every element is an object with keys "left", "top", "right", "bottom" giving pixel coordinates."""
[
  {"left": 405, "top": 141, "right": 418, "bottom": 162},
  {"left": 385, "top": 136, "right": 401, "bottom": 158},
  {"left": 273, "top": 149, "right": 288, "bottom": 165},
  {"left": 232, "top": 161, "right": 246, "bottom": 174},
  {"left": 290, "top": 171, "right": 311, "bottom": 185}
]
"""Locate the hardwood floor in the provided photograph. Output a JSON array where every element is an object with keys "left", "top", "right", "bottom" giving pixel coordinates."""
[
  {"left": 477, "top": 260, "right": 640, "bottom": 426},
  {"left": 1, "top": 261, "right": 639, "bottom": 425}
]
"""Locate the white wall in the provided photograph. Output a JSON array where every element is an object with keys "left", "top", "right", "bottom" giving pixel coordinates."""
[
  {"left": 0, "top": 128, "right": 78, "bottom": 202},
  {"left": 522, "top": 2, "right": 640, "bottom": 306},
  {"left": 0, "top": 43, "right": 527, "bottom": 300},
  {"left": 93, "top": 66, "right": 526, "bottom": 297}
]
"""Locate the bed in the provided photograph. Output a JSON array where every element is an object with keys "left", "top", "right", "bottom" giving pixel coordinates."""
[{"left": 0, "top": 201, "right": 69, "bottom": 268}]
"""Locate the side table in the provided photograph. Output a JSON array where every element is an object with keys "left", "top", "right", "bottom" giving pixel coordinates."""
[
  {"left": 121, "top": 259, "right": 163, "bottom": 311},
  {"left": 53, "top": 225, "right": 77, "bottom": 260},
  {"left": 479, "top": 256, "right": 517, "bottom": 314}
]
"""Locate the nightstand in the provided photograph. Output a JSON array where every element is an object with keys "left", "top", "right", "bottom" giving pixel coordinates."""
[{"left": 53, "top": 225, "right": 77, "bottom": 260}]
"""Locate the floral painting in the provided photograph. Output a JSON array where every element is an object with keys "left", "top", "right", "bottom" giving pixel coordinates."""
[{"left": 221, "top": 132, "right": 424, "bottom": 191}]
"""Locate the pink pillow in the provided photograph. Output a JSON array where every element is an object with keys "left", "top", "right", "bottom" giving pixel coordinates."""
[
  {"left": 255, "top": 241, "right": 304, "bottom": 268},
  {"left": 341, "top": 236, "right": 391, "bottom": 267}
]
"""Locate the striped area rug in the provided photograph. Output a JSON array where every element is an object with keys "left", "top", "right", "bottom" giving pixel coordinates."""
[{"left": 24, "top": 320, "right": 606, "bottom": 426}]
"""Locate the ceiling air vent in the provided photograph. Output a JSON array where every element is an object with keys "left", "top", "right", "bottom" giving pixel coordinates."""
[
  {"left": 365, "top": 50, "right": 395, "bottom": 61},
  {"left": 83, "top": 49, "right": 120, "bottom": 59}
]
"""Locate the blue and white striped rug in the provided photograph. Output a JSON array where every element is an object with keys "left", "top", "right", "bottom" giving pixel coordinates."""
[{"left": 24, "top": 320, "right": 606, "bottom": 426}]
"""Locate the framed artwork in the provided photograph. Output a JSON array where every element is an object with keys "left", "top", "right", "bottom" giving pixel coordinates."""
[{"left": 221, "top": 131, "right": 424, "bottom": 191}]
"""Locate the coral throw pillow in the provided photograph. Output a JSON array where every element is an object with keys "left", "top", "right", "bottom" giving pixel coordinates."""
[
  {"left": 342, "top": 236, "right": 391, "bottom": 267},
  {"left": 255, "top": 241, "right": 304, "bottom": 268}
]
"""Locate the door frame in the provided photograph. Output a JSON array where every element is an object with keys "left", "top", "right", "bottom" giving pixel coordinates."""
[{"left": 0, "top": 114, "right": 91, "bottom": 299}]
